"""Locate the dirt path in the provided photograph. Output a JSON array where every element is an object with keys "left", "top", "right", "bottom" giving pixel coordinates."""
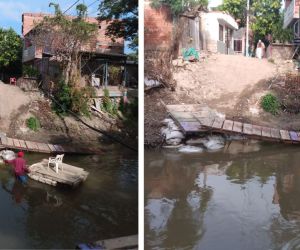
[{"left": 174, "top": 54, "right": 277, "bottom": 108}]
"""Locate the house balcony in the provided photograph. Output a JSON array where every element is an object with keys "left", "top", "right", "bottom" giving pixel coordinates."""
[{"left": 284, "top": 0, "right": 300, "bottom": 28}]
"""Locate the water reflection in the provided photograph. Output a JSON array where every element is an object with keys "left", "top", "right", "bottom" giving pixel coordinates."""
[
  {"left": 145, "top": 142, "right": 300, "bottom": 250},
  {"left": 0, "top": 148, "right": 138, "bottom": 249}
]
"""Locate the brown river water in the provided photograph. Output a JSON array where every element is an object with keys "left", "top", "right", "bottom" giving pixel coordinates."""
[
  {"left": 0, "top": 145, "right": 138, "bottom": 249},
  {"left": 145, "top": 140, "right": 300, "bottom": 250}
]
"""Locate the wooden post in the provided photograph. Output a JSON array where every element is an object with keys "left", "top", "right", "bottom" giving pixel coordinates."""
[
  {"left": 124, "top": 58, "right": 127, "bottom": 87},
  {"left": 105, "top": 62, "right": 108, "bottom": 88}
]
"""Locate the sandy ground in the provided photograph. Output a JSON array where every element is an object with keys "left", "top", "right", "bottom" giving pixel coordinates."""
[
  {"left": 0, "top": 83, "right": 31, "bottom": 129},
  {"left": 174, "top": 54, "right": 277, "bottom": 108},
  {"left": 145, "top": 53, "right": 297, "bottom": 146}
]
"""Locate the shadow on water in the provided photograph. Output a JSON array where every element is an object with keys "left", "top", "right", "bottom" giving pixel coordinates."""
[
  {"left": 145, "top": 141, "right": 300, "bottom": 250},
  {"left": 0, "top": 146, "right": 138, "bottom": 249}
]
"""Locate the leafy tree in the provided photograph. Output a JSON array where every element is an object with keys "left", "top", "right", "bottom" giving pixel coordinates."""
[
  {"left": 31, "top": 3, "right": 97, "bottom": 85},
  {"left": 251, "top": 0, "right": 281, "bottom": 42},
  {"left": 151, "top": 0, "right": 209, "bottom": 15},
  {"left": 0, "top": 28, "right": 22, "bottom": 76},
  {"left": 219, "top": 0, "right": 247, "bottom": 27},
  {"left": 272, "top": 14, "right": 293, "bottom": 43},
  {"left": 98, "top": 0, "right": 138, "bottom": 51}
]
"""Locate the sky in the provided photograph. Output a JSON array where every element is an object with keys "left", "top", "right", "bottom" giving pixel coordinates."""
[
  {"left": 0, "top": 0, "right": 99, "bottom": 34},
  {"left": 208, "top": 0, "right": 223, "bottom": 8},
  {"left": 0, "top": 0, "right": 133, "bottom": 53}
]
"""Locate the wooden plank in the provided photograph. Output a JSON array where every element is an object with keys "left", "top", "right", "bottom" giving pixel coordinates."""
[
  {"left": 179, "top": 121, "right": 202, "bottom": 133},
  {"left": 289, "top": 131, "right": 300, "bottom": 142},
  {"left": 94, "top": 235, "right": 138, "bottom": 250},
  {"left": 36, "top": 143, "right": 51, "bottom": 153},
  {"left": 261, "top": 127, "right": 272, "bottom": 138},
  {"left": 232, "top": 121, "right": 243, "bottom": 133},
  {"left": 243, "top": 123, "right": 252, "bottom": 135},
  {"left": 13, "top": 139, "right": 21, "bottom": 148},
  {"left": 48, "top": 144, "right": 57, "bottom": 152},
  {"left": 18, "top": 140, "right": 27, "bottom": 149},
  {"left": 196, "top": 117, "right": 214, "bottom": 127},
  {"left": 270, "top": 128, "right": 281, "bottom": 139},
  {"left": 211, "top": 118, "right": 224, "bottom": 130},
  {"left": 193, "top": 110, "right": 212, "bottom": 118},
  {"left": 280, "top": 130, "right": 290, "bottom": 141},
  {"left": 6, "top": 138, "right": 14, "bottom": 147},
  {"left": 171, "top": 111, "right": 196, "bottom": 122},
  {"left": 252, "top": 125, "right": 262, "bottom": 136},
  {"left": 1, "top": 136, "right": 8, "bottom": 146},
  {"left": 25, "top": 141, "right": 39, "bottom": 151},
  {"left": 222, "top": 120, "right": 234, "bottom": 131}
]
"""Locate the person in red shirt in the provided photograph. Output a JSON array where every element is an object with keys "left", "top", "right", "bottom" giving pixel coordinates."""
[{"left": 5, "top": 151, "right": 30, "bottom": 184}]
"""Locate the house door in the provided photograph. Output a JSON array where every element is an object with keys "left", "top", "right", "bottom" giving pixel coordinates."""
[{"left": 180, "top": 16, "right": 200, "bottom": 51}]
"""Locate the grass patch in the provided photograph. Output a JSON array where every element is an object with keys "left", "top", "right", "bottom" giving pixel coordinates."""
[
  {"left": 261, "top": 93, "right": 280, "bottom": 115},
  {"left": 26, "top": 116, "right": 41, "bottom": 131}
]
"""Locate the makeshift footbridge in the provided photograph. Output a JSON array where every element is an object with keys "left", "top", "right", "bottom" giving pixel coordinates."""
[
  {"left": 167, "top": 104, "right": 300, "bottom": 144},
  {"left": 0, "top": 133, "right": 101, "bottom": 155}
]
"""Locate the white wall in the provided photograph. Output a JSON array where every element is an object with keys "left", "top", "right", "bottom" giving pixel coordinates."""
[{"left": 200, "top": 12, "right": 238, "bottom": 52}]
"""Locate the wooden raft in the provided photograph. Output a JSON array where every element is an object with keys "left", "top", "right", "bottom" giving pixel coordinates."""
[
  {"left": 167, "top": 104, "right": 300, "bottom": 144},
  {"left": 77, "top": 235, "right": 138, "bottom": 250},
  {"left": 0, "top": 133, "right": 99, "bottom": 155},
  {"left": 28, "top": 159, "right": 89, "bottom": 187}
]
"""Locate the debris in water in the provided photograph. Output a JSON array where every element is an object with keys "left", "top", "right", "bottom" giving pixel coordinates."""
[
  {"left": 178, "top": 145, "right": 203, "bottom": 153},
  {"left": 0, "top": 150, "right": 16, "bottom": 161}
]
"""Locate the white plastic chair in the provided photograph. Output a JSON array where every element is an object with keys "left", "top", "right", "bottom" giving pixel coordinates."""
[{"left": 48, "top": 154, "right": 64, "bottom": 173}]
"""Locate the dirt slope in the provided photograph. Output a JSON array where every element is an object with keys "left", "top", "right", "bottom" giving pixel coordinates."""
[
  {"left": 0, "top": 82, "right": 31, "bottom": 130},
  {"left": 174, "top": 54, "right": 277, "bottom": 108}
]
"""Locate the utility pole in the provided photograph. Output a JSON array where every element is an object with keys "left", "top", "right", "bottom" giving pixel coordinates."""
[{"left": 246, "top": 0, "right": 250, "bottom": 57}]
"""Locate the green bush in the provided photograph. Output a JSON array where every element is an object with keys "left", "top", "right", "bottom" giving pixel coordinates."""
[
  {"left": 23, "top": 65, "right": 40, "bottom": 78},
  {"left": 52, "top": 80, "right": 72, "bottom": 115},
  {"left": 26, "top": 117, "right": 41, "bottom": 131},
  {"left": 71, "top": 86, "right": 95, "bottom": 117},
  {"left": 101, "top": 88, "right": 117, "bottom": 115},
  {"left": 52, "top": 80, "right": 95, "bottom": 116},
  {"left": 261, "top": 93, "right": 280, "bottom": 115}
]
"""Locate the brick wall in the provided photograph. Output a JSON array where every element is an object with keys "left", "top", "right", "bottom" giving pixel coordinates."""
[
  {"left": 22, "top": 13, "right": 124, "bottom": 54},
  {"left": 144, "top": 1, "right": 173, "bottom": 51},
  {"left": 267, "top": 43, "right": 294, "bottom": 60}
]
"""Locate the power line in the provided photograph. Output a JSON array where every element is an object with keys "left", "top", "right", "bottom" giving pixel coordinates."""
[
  {"left": 63, "top": 0, "right": 80, "bottom": 14},
  {"left": 87, "top": 0, "right": 99, "bottom": 8}
]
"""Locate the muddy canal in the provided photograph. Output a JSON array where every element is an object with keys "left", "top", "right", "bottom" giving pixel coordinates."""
[
  {"left": 0, "top": 146, "right": 138, "bottom": 249},
  {"left": 145, "top": 141, "right": 300, "bottom": 250}
]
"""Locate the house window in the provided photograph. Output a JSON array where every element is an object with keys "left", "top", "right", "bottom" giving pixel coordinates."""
[
  {"left": 219, "top": 25, "right": 224, "bottom": 41},
  {"left": 234, "top": 40, "right": 243, "bottom": 53}
]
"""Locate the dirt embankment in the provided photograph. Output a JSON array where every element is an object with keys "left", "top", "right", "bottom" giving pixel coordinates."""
[
  {"left": 145, "top": 53, "right": 296, "bottom": 147},
  {"left": 0, "top": 82, "right": 136, "bottom": 151}
]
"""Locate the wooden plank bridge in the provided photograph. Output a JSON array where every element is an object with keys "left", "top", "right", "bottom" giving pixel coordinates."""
[
  {"left": 167, "top": 104, "right": 300, "bottom": 144},
  {"left": 0, "top": 133, "right": 100, "bottom": 155}
]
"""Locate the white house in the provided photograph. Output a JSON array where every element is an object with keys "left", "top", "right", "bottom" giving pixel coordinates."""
[{"left": 200, "top": 11, "right": 239, "bottom": 54}]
